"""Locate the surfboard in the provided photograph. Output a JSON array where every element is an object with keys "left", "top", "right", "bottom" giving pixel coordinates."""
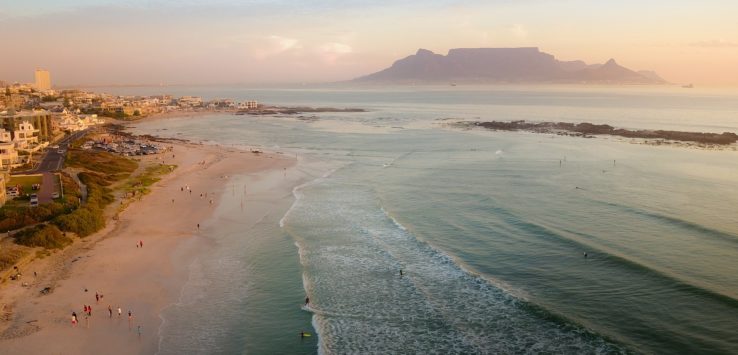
[{"left": 300, "top": 333, "right": 312, "bottom": 337}]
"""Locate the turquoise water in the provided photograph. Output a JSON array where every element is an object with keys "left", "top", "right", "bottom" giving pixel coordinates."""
[{"left": 129, "top": 86, "right": 738, "bottom": 354}]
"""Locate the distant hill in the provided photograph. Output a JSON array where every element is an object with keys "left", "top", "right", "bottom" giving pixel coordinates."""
[{"left": 353, "top": 48, "right": 666, "bottom": 84}]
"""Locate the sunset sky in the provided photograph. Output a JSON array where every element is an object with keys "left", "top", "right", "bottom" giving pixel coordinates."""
[{"left": 1, "top": 0, "right": 737, "bottom": 86}]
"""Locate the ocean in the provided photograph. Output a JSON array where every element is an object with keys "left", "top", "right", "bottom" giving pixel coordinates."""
[{"left": 125, "top": 85, "right": 738, "bottom": 354}]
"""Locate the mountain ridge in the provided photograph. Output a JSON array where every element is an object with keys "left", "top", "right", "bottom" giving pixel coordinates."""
[{"left": 353, "top": 47, "right": 666, "bottom": 84}]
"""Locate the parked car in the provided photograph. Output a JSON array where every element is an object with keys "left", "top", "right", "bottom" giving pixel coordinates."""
[{"left": 6, "top": 187, "right": 19, "bottom": 197}]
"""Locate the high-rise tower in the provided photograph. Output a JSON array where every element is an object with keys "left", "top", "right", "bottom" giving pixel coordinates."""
[{"left": 34, "top": 69, "right": 51, "bottom": 91}]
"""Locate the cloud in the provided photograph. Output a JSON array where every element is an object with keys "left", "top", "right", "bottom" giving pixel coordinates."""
[
  {"left": 509, "top": 24, "right": 528, "bottom": 39},
  {"left": 689, "top": 40, "right": 738, "bottom": 48},
  {"left": 244, "top": 35, "right": 301, "bottom": 59},
  {"left": 317, "top": 42, "right": 353, "bottom": 64}
]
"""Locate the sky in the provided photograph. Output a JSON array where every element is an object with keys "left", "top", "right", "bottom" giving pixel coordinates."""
[{"left": 1, "top": 0, "right": 737, "bottom": 86}]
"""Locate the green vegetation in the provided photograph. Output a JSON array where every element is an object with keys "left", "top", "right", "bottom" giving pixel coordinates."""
[
  {"left": 65, "top": 149, "right": 138, "bottom": 180},
  {"left": 0, "top": 202, "right": 69, "bottom": 231},
  {"left": 127, "top": 164, "right": 177, "bottom": 196},
  {"left": 50, "top": 149, "right": 135, "bottom": 237},
  {"left": 0, "top": 173, "right": 81, "bottom": 232},
  {"left": 0, "top": 144, "right": 176, "bottom": 270},
  {"left": 13, "top": 224, "right": 71, "bottom": 249}
]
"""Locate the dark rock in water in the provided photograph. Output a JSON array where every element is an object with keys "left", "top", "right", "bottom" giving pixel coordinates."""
[{"left": 464, "top": 120, "right": 738, "bottom": 145}]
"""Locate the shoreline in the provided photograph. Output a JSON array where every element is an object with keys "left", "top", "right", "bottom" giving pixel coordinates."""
[{"left": 0, "top": 134, "right": 296, "bottom": 353}]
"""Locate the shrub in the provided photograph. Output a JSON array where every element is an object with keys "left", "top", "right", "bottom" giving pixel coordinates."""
[
  {"left": 13, "top": 224, "right": 72, "bottom": 249},
  {"left": 0, "top": 201, "right": 71, "bottom": 232},
  {"left": 53, "top": 205, "right": 105, "bottom": 238}
]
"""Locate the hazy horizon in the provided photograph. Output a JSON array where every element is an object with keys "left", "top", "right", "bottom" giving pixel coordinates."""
[{"left": 2, "top": 0, "right": 738, "bottom": 86}]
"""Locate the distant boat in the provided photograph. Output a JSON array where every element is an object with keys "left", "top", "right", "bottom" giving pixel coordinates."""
[
  {"left": 682, "top": 84, "right": 694, "bottom": 88},
  {"left": 450, "top": 83, "right": 457, "bottom": 86}
]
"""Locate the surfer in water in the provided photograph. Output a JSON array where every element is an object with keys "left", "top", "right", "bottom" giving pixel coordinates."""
[
  {"left": 399, "top": 269, "right": 403, "bottom": 277},
  {"left": 300, "top": 331, "right": 308, "bottom": 338},
  {"left": 304, "top": 297, "right": 310, "bottom": 307}
]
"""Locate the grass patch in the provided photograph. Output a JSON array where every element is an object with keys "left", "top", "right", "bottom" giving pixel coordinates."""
[
  {"left": 7, "top": 175, "right": 43, "bottom": 196},
  {"left": 126, "top": 164, "right": 176, "bottom": 196},
  {"left": 65, "top": 149, "right": 137, "bottom": 177}
]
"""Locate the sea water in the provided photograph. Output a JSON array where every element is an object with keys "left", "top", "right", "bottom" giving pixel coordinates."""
[{"left": 127, "top": 85, "right": 738, "bottom": 354}]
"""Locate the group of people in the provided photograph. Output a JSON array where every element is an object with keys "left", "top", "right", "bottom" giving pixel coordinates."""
[{"left": 71, "top": 291, "right": 135, "bottom": 334}]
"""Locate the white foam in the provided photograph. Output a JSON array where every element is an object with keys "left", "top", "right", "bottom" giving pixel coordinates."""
[
  {"left": 285, "top": 184, "right": 621, "bottom": 353},
  {"left": 380, "top": 206, "right": 407, "bottom": 231},
  {"left": 279, "top": 165, "right": 342, "bottom": 228}
]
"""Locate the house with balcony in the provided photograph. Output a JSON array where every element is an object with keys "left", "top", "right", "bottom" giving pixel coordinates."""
[
  {"left": 13, "top": 120, "right": 40, "bottom": 149},
  {"left": 0, "top": 128, "right": 21, "bottom": 169}
]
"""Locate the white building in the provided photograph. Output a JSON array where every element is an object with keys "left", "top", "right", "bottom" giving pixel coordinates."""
[
  {"left": 57, "top": 110, "right": 102, "bottom": 132},
  {"left": 13, "top": 120, "right": 40, "bottom": 149},
  {"left": 178, "top": 96, "right": 203, "bottom": 108},
  {"left": 0, "top": 129, "right": 20, "bottom": 169},
  {"left": 239, "top": 100, "right": 259, "bottom": 109}
]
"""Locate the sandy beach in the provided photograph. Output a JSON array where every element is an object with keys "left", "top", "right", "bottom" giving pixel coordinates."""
[{"left": 0, "top": 141, "right": 294, "bottom": 354}]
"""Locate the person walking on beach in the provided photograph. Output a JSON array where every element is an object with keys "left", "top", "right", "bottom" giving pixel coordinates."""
[
  {"left": 128, "top": 310, "right": 133, "bottom": 330},
  {"left": 72, "top": 312, "right": 78, "bottom": 327},
  {"left": 197, "top": 223, "right": 200, "bottom": 230},
  {"left": 140, "top": 240, "right": 143, "bottom": 248},
  {"left": 117, "top": 307, "right": 122, "bottom": 317},
  {"left": 108, "top": 305, "right": 113, "bottom": 318},
  {"left": 88, "top": 305, "right": 92, "bottom": 316},
  {"left": 96, "top": 292, "right": 99, "bottom": 303}
]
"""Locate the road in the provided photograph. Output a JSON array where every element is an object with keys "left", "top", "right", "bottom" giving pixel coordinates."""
[
  {"left": 12, "top": 130, "right": 88, "bottom": 204},
  {"left": 14, "top": 130, "right": 87, "bottom": 174}
]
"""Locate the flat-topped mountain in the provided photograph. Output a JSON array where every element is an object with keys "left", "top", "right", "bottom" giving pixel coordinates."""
[{"left": 353, "top": 47, "right": 666, "bottom": 84}]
